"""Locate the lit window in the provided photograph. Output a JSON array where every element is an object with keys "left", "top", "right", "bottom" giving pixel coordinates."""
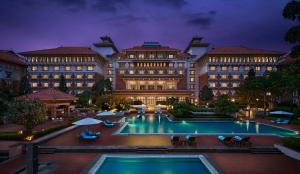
[
  {"left": 209, "top": 75, "right": 216, "bottom": 79},
  {"left": 168, "top": 54, "right": 174, "bottom": 59},
  {"left": 76, "top": 82, "right": 83, "bottom": 87},
  {"left": 54, "top": 83, "right": 59, "bottom": 87},
  {"left": 76, "top": 74, "right": 83, "bottom": 79},
  {"left": 43, "top": 66, "right": 49, "bottom": 71},
  {"left": 244, "top": 66, "right": 250, "bottom": 71},
  {"left": 65, "top": 74, "right": 71, "bottom": 79},
  {"left": 138, "top": 54, "right": 144, "bottom": 59},
  {"left": 267, "top": 66, "right": 273, "bottom": 71},
  {"left": 87, "top": 82, "right": 94, "bottom": 87},
  {"left": 209, "top": 66, "right": 216, "bottom": 71},
  {"left": 149, "top": 70, "right": 154, "bottom": 74},
  {"left": 178, "top": 70, "right": 184, "bottom": 75},
  {"left": 232, "top": 75, "right": 239, "bottom": 79},
  {"left": 54, "top": 66, "right": 60, "bottom": 71},
  {"left": 221, "top": 66, "right": 227, "bottom": 71},
  {"left": 189, "top": 70, "right": 195, "bottom": 75},
  {"left": 87, "top": 74, "right": 94, "bottom": 79},
  {"left": 109, "top": 64, "right": 113, "bottom": 68},
  {"left": 108, "top": 70, "right": 113, "bottom": 75},
  {"left": 43, "top": 83, "right": 49, "bottom": 87},
  {"left": 31, "top": 66, "right": 37, "bottom": 71},
  {"left": 109, "top": 78, "right": 112, "bottom": 81},
  {"left": 232, "top": 83, "right": 239, "bottom": 88},
  {"left": 43, "top": 74, "right": 49, "bottom": 79},
  {"left": 139, "top": 70, "right": 145, "bottom": 74},
  {"left": 31, "top": 74, "right": 38, "bottom": 79},
  {"left": 76, "top": 66, "right": 82, "bottom": 71},
  {"left": 256, "top": 66, "right": 261, "bottom": 71},
  {"left": 190, "top": 77, "right": 195, "bottom": 82},
  {"left": 129, "top": 54, "right": 135, "bottom": 59},
  {"left": 221, "top": 83, "right": 228, "bottom": 87},
  {"left": 232, "top": 66, "right": 239, "bottom": 71},
  {"left": 65, "top": 66, "right": 71, "bottom": 71},
  {"left": 87, "top": 66, "right": 94, "bottom": 71},
  {"left": 169, "top": 63, "right": 174, "bottom": 67},
  {"left": 66, "top": 82, "right": 71, "bottom": 87},
  {"left": 209, "top": 82, "right": 216, "bottom": 88},
  {"left": 129, "top": 70, "right": 135, "bottom": 74},
  {"left": 119, "top": 70, "right": 125, "bottom": 74},
  {"left": 158, "top": 70, "right": 164, "bottom": 74},
  {"left": 178, "top": 63, "right": 184, "bottom": 68},
  {"left": 168, "top": 70, "right": 174, "bottom": 74},
  {"left": 221, "top": 75, "right": 227, "bottom": 79},
  {"left": 53, "top": 74, "right": 60, "bottom": 79},
  {"left": 31, "top": 82, "right": 38, "bottom": 87},
  {"left": 190, "top": 63, "right": 195, "bottom": 68}
]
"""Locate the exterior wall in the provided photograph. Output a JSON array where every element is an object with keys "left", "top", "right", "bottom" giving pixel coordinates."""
[{"left": 0, "top": 60, "right": 26, "bottom": 88}]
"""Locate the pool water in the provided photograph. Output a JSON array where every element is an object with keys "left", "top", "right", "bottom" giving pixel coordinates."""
[
  {"left": 119, "top": 115, "right": 299, "bottom": 137},
  {"left": 92, "top": 156, "right": 216, "bottom": 174}
]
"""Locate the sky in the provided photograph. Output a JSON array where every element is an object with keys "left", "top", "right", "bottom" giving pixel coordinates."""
[{"left": 0, "top": 0, "right": 295, "bottom": 52}]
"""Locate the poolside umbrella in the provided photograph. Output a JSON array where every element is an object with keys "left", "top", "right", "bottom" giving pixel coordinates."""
[
  {"left": 72, "top": 117, "right": 102, "bottom": 126},
  {"left": 269, "top": 111, "right": 294, "bottom": 116},
  {"left": 96, "top": 111, "right": 116, "bottom": 116}
]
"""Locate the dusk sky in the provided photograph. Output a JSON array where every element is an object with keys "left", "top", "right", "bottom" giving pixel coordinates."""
[{"left": 0, "top": 0, "right": 294, "bottom": 52}]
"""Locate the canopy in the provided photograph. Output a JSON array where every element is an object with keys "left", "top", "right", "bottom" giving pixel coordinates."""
[
  {"left": 96, "top": 111, "right": 116, "bottom": 116},
  {"left": 73, "top": 117, "right": 102, "bottom": 126},
  {"left": 269, "top": 111, "right": 294, "bottom": 116}
]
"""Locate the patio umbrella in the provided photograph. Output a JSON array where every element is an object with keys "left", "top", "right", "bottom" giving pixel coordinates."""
[
  {"left": 72, "top": 117, "right": 102, "bottom": 126},
  {"left": 96, "top": 111, "right": 116, "bottom": 116},
  {"left": 269, "top": 111, "right": 294, "bottom": 116}
]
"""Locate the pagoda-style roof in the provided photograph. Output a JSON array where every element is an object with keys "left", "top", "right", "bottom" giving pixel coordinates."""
[
  {"left": 0, "top": 50, "right": 27, "bottom": 66},
  {"left": 278, "top": 54, "right": 300, "bottom": 66},
  {"left": 206, "top": 46, "right": 284, "bottom": 55},
  {"left": 124, "top": 42, "right": 179, "bottom": 52},
  {"left": 20, "top": 47, "right": 99, "bottom": 55},
  {"left": 18, "top": 88, "right": 76, "bottom": 102}
]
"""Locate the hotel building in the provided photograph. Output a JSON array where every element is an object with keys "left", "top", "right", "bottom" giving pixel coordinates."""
[
  {"left": 21, "top": 47, "right": 106, "bottom": 95},
  {"left": 19, "top": 36, "right": 284, "bottom": 104}
]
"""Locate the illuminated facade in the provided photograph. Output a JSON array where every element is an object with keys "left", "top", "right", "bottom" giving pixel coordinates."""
[{"left": 21, "top": 47, "right": 106, "bottom": 95}]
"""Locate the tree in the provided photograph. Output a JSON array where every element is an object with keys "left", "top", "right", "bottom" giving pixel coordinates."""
[
  {"left": 92, "top": 79, "right": 112, "bottom": 100},
  {"left": 166, "top": 97, "right": 179, "bottom": 106},
  {"left": 77, "top": 91, "right": 92, "bottom": 107},
  {"left": 214, "top": 95, "right": 239, "bottom": 116},
  {"left": 8, "top": 99, "right": 47, "bottom": 134},
  {"left": 18, "top": 71, "right": 32, "bottom": 95},
  {"left": 200, "top": 85, "right": 213, "bottom": 101},
  {"left": 283, "top": 0, "right": 300, "bottom": 57},
  {"left": 0, "top": 81, "right": 18, "bottom": 123},
  {"left": 58, "top": 74, "right": 68, "bottom": 92}
]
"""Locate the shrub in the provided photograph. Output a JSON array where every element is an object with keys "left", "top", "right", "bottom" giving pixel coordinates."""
[{"left": 282, "top": 137, "right": 300, "bottom": 152}]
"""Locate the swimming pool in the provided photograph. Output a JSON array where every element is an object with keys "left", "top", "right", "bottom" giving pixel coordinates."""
[
  {"left": 88, "top": 155, "right": 219, "bottom": 174},
  {"left": 117, "top": 115, "right": 299, "bottom": 137}
]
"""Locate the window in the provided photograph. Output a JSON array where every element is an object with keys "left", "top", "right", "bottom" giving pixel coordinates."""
[
  {"left": 221, "top": 66, "right": 227, "bottom": 71},
  {"left": 138, "top": 54, "right": 144, "bottom": 59},
  {"left": 149, "top": 70, "right": 154, "bottom": 74},
  {"left": 209, "top": 75, "right": 216, "bottom": 79},
  {"left": 139, "top": 70, "right": 145, "bottom": 74},
  {"left": 232, "top": 66, "right": 239, "bottom": 71},
  {"left": 190, "top": 63, "right": 195, "bottom": 68},
  {"left": 221, "top": 83, "right": 228, "bottom": 87},
  {"left": 189, "top": 70, "right": 195, "bottom": 75},
  {"left": 87, "top": 82, "right": 94, "bottom": 87},
  {"left": 178, "top": 63, "right": 184, "bottom": 68},
  {"left": 178, "top": 70, "right": 184, "bottom": 75},
  {"left": 232, "top": 74, "right": 239, "bottom": 79},
  {"left": 43, "top": 66, "right": 49, "bottom": 71},
  {"left": 87, "top": 74, "right": 94, "bottom": 79},
  {"left": 109, "top": 64, "right": 113, "bottom": 68},
  {"left": 119, "top": 70, "right": 125, "bottom": 74},
  {"left": 76, "top": 82, "right": 83, "bottom": 87},
  {"left": 169, "top": 63, "right": 174, "bottom": 67},
  {"left": 43, "top": 83, "right": 49, "bottom": 87},
  {"left": 190, "top": 77, "right": 195, "bottom": 82},
  {"left": 87, "top": 66, "right": 94, "bottom": 71},
  {"left": 65, "top": 66, "right": 71, "bottom": 71},
  {"left": 209, "top": 82, "right": 216, "bottom": 88},
  {"left": 267, "top": 66, "right": 273, "bottom": 71},
  {"left": 65, "top": 74, "right": 71, "bottom": 79},
  {"left": 31, "top": 74, "right": 38, "bottom": 79},
  {"left": 76, "top": 66, "right": 82, "bottom": 71},
  {"left": 54, "top": 82, "right": 59, "bottom": 87},
  {"left": 32, "top": 82, "right": 38, "bottom": 87},
  {"left": 31, "top": 66, "right": 37, "bottom": 71},
  {"left": 129, "top": 70, "right": 134, "bottom": 74},
  {"left": 168, "top": 54, "right": 174, "bottom": 58},
  {"left": 76, "top": 74, "right": 83, "bottom": 79},
  {"left": 255, "top": 66, "right": 261, "bottom": 71},
  {"left": 232, "top": 83, "right": 239, "bottom": 88},
  {"left": 168, "top": 70, "right": 174, "bottom": 74},
  {"left": 209, "top": 66, "right": 216, "bottom": 71},
  {"left": 54, "top": 66, "right": 60, "bottom": 71},
  {"left": 54, "top": 74, "right": 60, "bottom": 79},
  {"left": 158, "top": 70, "right": 164, "bottom": 74},
  {"left": 43, "top": 74, "right": 49, "bottom": 79},
  {"left": 221, "top": 75, "right": 227, "bottom": 79},
  {"left": 129, "top": 54, "right": 135, "bottom": 59},
  {"left": 244, "top": 66, "right": 250, "bottom": 71}
]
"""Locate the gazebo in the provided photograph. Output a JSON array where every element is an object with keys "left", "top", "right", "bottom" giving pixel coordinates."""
[{"left": 18, "top": 88, "right": 77, "bottom": 118}]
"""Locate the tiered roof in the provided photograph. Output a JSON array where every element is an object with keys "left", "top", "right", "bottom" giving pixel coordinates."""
[
  {"left": 21, "top": 46, "right": 99, "bottom": 55},
  {"left": 0, "top": 50, "right": 27, "bottom": 66},
  {"left": 207, "top": 46, "right": 283, "bottom": 55},
  {"left": 18, "top": 88, "right": 76, "bottom": 101}
]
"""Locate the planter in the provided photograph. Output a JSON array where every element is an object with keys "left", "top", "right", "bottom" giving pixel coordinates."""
[{"left": 274, "top": 144, "right": 300, "bottom": 161}]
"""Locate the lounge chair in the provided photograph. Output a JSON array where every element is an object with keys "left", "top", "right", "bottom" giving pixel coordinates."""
[
  {"left": 271, "top": 119, "right": 289, "bottom": 124},
  {"left": 80, "top": 132, "right": 99, "bottom": 140},
  {"left": 185, "top": 135, "right": 197, "bottom": 145},
  {"left": 170, "top": 135, "right": 180, "bottom": 145},
  {"left": 84, "top": 129, "right": 101, "bottom": 136},
  {"left": 233, "top": 136, "right": 251, "bottom": 146},
  {"left": 103, "top": 120, "right": 117, "bottom": 127},
  {"left": 217, "top": 135, "right": 233, "bottom": 145}
]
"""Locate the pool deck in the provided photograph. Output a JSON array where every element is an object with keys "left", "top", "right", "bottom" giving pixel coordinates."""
[{"left": 1, "top": 115, "right": 300, "bottom": 173}]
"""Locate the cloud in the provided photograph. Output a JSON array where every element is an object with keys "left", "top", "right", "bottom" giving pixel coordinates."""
[
  {"left": 92, "top": 0, "right": 132, "bottom": 13},
  {"left": 186, "top": 11, "right": 217, "bottom": 27},
  {"left": 144, "top": 0, "right": 187, "bottom": 9},
  {"left": 51, "top": 0, "right": 87, "bottom": 11}
]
